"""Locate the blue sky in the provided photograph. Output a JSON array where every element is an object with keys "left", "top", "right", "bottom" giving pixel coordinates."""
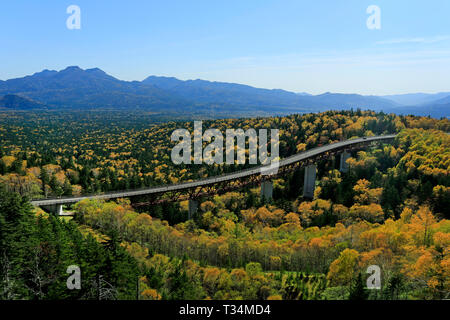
[{"left": 1, "top": 0, "right": 449, "bottom": 94}]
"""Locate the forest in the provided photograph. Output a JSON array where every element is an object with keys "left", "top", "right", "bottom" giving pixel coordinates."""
[{"left": 0, "top": 109, "right": 448, "bottom": 300}]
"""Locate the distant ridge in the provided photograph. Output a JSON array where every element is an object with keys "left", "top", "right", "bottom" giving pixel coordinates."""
[
  {"left": 142, "top": 75, "right": 398, "bottom": 112},
  {"left": 0, "top": 66, "right": 448, "bottom": 118},
  {"left": 383, "top": 92, "right": 450, "bottom": 106},
  {"left": 0, "top": 94, "right": 46, "bottom": 110}
]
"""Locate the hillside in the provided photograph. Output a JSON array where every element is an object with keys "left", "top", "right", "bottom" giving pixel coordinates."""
[
  {"left": 0, "top": 110, "right": 448, "bottom": 300},
  {"left": 0, "top": 94, "right": 46, "bottom": 110}
]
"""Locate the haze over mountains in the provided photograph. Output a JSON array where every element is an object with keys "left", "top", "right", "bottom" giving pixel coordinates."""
[
  {"left": 383, "top": 92, "right": 450, "bottom": 106},
  {"left": 0, "top": 66, "right": 448, "bottom": 118}
]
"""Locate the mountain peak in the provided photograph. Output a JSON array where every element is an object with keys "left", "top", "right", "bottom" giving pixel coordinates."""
[
  {"left": 86, "top": 67, "right": 105, "bottom": 74},
  {"left": 31, "top": 69, "right": 58, "bottom": 77},
  {"left": 58, "top": 66, "right": 85, "bottom": 75},
  {"left": 63, "top": 66, "right": 82, "bottom": 71},
  {"left": 52, "top": 66, "right": 118, "bottom": 82}
]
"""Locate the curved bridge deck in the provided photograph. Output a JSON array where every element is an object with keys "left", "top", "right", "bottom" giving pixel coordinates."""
[{"left": 31, "top": 134, "right": 396, "bottom": 207}]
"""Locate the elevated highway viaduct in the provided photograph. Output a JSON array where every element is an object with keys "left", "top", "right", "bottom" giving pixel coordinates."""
[{"left": 31, "top": 134, "right": 397, "bottom": 217}]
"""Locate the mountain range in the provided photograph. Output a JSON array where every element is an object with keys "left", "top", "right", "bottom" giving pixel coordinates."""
[{"left": 0, "top": 66, "right": 448, "bottom": 118}]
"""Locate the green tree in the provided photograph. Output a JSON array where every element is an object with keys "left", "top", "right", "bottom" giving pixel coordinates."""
[
  {"left": 0, "top": 188, "right": 36, "bottom": 299},
  {"left": 348, "top": 273, "right": 368, "bottom": 300}
]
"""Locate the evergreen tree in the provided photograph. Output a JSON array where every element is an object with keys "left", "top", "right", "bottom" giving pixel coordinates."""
[
  {"left": 63, "top": 179, "right": 73, "bottom": 196},
  {"left": 348, "top": 273, "right": 368, "bottom": 300},
  {"left": 0, "top": 188, "right": 36, "bottom": 299},
  {"left": 10, "top": 158, "right": 24, "bottom": 175},
  {"left": 49, "top": 175, "right": 63, "bottom": 196},
  {"left": 0, "top": 160, "right": 6, "bottom": 175},
  {"left": 40, "top": 167, "right": 50, "bottom": 197}
]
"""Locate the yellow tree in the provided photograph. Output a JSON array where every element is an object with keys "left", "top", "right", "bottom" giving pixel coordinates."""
[
  {"left": 410, "top": 206, "right": 436, "bottom": 246},
  {"left": 327, "top": 248, "right": 360, "bottom": 286}
]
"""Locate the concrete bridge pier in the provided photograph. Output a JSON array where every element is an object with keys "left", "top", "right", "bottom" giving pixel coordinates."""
[
  {"left": 188, "top": 199, "right": 198, "bottom": 219},
  {"left": 41, "top": 203, "right": 63, "bottom": 216},
  {"left": 260, "top": 180, "right": 273, "bottom": 201},
  {"left": 303, "top": 164, "right": 317, "bottom": 199},
  {"left": 339, "top": 151, "right": 351, "bottom": 173}
]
